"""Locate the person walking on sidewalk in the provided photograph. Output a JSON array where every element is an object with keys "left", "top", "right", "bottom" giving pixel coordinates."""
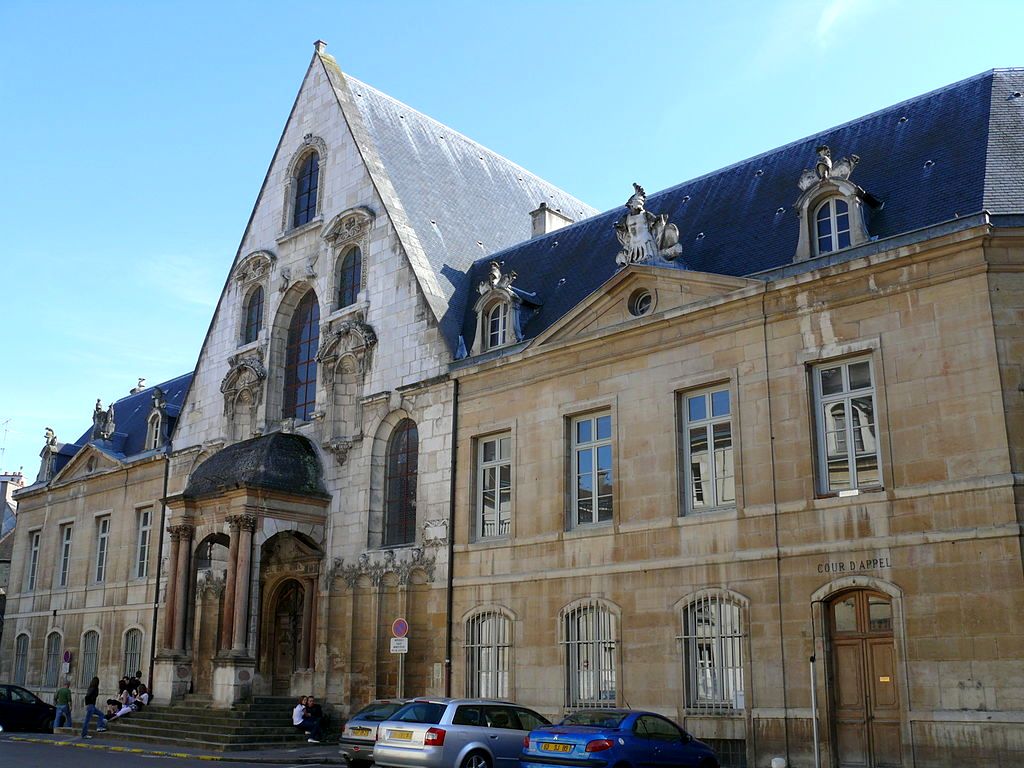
[
  {"left": 53, "top": 677, "right": 73, "bottom": 729},
  {"left": 80, "top": 676, "right": 108, "bottom": 739}
]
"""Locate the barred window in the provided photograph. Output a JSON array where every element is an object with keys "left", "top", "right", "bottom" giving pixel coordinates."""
[
  {"left": 80, "top": 630, "right": 99, "bottom": 686},
  {"left": 14, "top": 634, "right": 29, "bottom": 686},
  {"left": 44, "top": 631, "right": 62, "bottom": 688},
  {"left": 561, "top": 600, "right": 618, "bottom": 708},
  {"left": 680, "top": 594, "right": 745, "bottom": 711},
  {"left": 465, "top": 611, "right": 511, "bottom": 699},
  {"left": 477, "top": 433, "right": 511, "bottom": 539},
  {"left": 123, "top": 628, "right": 143, "bottom": 677}
]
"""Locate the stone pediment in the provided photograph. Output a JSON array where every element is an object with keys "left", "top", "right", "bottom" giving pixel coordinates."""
[
  {"left": 533, "top": 266, "right": 761, "bottom": 347},
  {"left": 50, "top": 443, "right": 123, "bottom": 484}
]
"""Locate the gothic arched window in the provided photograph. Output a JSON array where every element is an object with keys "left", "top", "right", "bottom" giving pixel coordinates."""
[
  {"left": 283, "top": 291, "right": 320, "bottom": 422},
  {"left": 242, "top": 285, "right": 264, "bottom": 345},
  {"left": 815, "top": 197, "right": 852, "bottom": 255},
  {"left": 336, "top": 247, "right": 362, "bottom": 310},
  {"left": 384, "top": 419, "right": 418, "bottom": 547},
  {"left": 293, "top": 152, "right": 320, "bottom": 228}
]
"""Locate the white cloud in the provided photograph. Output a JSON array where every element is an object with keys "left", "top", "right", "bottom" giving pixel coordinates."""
[{"left": 817, "top": 0, "right": 874, "bottom": 49}]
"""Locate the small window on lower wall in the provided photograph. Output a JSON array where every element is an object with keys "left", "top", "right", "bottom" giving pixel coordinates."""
[
  {"left": 679, "top": 593, "right": 745, "bottom": 712},
  {"left": 679, "top": 386, "right": 735, "bottom": 513},
  {"left": 812, "top": 357, "right": 882, "bottom": 494},
  {"left": 464, "top": 610, "right": 512, "bottom": 698},
  {"left": 561, "top": 599, "right": 619, "bottom": 708}
]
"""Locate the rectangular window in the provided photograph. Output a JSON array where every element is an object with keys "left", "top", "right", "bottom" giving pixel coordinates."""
[
  {"left": 680, "top": 594, "right": 745, "bottom": 711},
  {"left": 95, "top": 516, "right": 110, "bottom": 583},
  {"left": 59, "top": 524, "right": 73, "bottom": 587},
  {"left": 26, "top": 530, "right": 41, "bottom": 590},
  {"left": 680, "top": 387, "right": 735, "bottom": 513},
  {"left": 813, "top": 358, "right": 881, "bottom": 493},
  {"left": 571, "top": 412, "right": 613, "bottom": 527},
  {"left": 477, "top": 434, "right": 512, "bottom": 539},
  {"left": 136, "top": 507, "right": 152, "bottom": 579}
]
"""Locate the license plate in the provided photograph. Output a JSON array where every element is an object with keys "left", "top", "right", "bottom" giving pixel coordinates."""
[
  {"left": 389, "top": 730, "right": 413, "bottom": 741},
  {"left": 541, "top": 743, "right": 573, "bottom": 753},
  {"left": 350, "top": 727, "right": 371, "bottom": 737}
]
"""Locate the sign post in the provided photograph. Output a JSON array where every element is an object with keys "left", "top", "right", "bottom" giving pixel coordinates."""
[{"left": 391, "top": 618, "right": 409, "bottom": 698}]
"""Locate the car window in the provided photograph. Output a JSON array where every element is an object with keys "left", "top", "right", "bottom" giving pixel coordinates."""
[
  {"left": 391, "top": 702, "right": 447, "bottom": 724},
  {"left": 453, "top": 706, "right": 483, "bottom": 726},
  {"left": 483, "top": 706, "right": 517, "bottom": 730},
  {"left": 635, "top": 716, "right": 682, "bottom": 742},
  {"left": 516, "top": 708, "right": 550, "bottom": 731},
  {"left": 10, "top": 687, "right": 37, "bottom": 704},
  {"left": 562, "top": 711, "right": 627, "bottom": 728},
  {"left": 353, "top": 701, "right": 405, "bottom": 722},
  {"left": 0, "top": 687, "right": 8, "bottom": 702}
]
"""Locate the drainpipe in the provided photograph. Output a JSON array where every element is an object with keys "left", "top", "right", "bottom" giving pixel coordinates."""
[
  {"left": 149, "top": 441, "right": 171, "bottom": 688},
  {"left": 443, "top": 378, "right": 459, "bottom": 696}
]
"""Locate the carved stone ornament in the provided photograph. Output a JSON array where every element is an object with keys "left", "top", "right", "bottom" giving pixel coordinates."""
[
  {"left": 91, "top": 399, "right": 117, "bottom": 441},
  {"left": 797, "top": 145, "right": 860, "bottom": 191},
  {"left": 317, "top": 319, "right": 378, "bottom": 367},
  {"left": 614, "top": 183, "right": 683, "bottom": 266},
  {"left": 227, "top": 513, "right": 258, "bottom": 533},
  {"left": 234, "top": 250, "right": 276, "bottom": 285},
  {"left": 321, "top": 437, "right": 354, "bottom": 464},
  {"left": 322, "top": 207, "right": 375, "bottom": 245},
  {"left": 331, "top": 546, "right": 437, "bottom": 589},
  {"left": 220, "top": 352, "right": 268, "bottom": 396},
  {"left": 422, "top": 518, "right": 449, "bottom": 548},
  {"left": 478, "top": 261, "right": 516, "bottom": 295},
  {"left": 278, "top": 267, "right": 292, "bottom": 294},
  {"left": 169, "top": 523, "right": 195, "bottom": 542},
  {"left": 36, "top": 427, "right": 62, "bottom": 483},
  {"left": 197, "top": 569, "right": 226, "bottom": 600}
]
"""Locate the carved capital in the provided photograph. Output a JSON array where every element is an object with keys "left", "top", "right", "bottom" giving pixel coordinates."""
[
  {"left": 227, "top": 513, "right": 257, "bottom": 533},
  {"left": 169, "top": 523, "right": 195, "bottom": 542}
]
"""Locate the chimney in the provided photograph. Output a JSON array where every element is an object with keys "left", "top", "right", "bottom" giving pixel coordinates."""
[
  {"left": 314, "top": 40, "right": 328, "bottom": 54},
  {"left": 530, "top": 202, "right": 574, "bottom": 238}
]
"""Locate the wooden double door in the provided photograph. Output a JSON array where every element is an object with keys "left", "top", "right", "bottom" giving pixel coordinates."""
[{"left": 829, "top": 590, "right": 902, "bottom": 768}]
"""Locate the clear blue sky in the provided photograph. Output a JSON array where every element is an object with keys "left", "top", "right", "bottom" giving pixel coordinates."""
[{"left": 1, "top": 0, "right": 1021, "bottom": 479}]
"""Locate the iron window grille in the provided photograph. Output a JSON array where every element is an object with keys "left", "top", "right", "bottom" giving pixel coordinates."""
[
  {"left": 14, "top": 634, "right": 29, "bottom": 686},
  {"left": 283, "top": 291, "right": 320, "bottom": 422},
  {"left": 384, "top": 419, "right": 419, "bottom": 547},
  {"left": 80, "top": 630, "right": 99, "bottom": 686},
  {"left": 123, "top": 628, "right": 143, "bottom": 677},
  {"left": 44, "top": 632, "right": 61, "bottom": 688},
  {"left": 477, "top": 434, "right": 511, "bottom": 539},
  {"left": 680, "top": 387, "right": 735, "bottom": 513},
  {"left": 679, "top": 593, "right": 745, "bottom": 712},
  {"left": 813, "top": 358, "right": 881, "bottom": 493},
  {"left": 561, "top": 600, "right": 618, "bottom": 708},
  {"left": 571, "top": 413, "right": 613, "bottom": 527},
  {"left": 292, "top": 152, "right": 319, "bottom": 228},
  {"left": 465, "top": 610, "right": 512, "bottom": 699}
]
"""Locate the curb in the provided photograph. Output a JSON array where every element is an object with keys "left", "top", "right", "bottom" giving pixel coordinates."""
[{"left": 8, "top": 736, "right": 345, "bottom": 764}]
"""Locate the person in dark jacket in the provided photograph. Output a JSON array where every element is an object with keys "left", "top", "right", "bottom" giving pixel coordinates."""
[
  {"left": 303, "top": 695, "right": 324, "bottom": 743},
  {"left": 80, "top": 676, "right": 109, "bottom": 739}
]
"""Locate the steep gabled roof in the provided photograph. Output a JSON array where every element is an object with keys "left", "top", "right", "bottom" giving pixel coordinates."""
[
  {"left": 318, "top": 53, "right": 597, "bottom": 351},
  {"left": 460, "top": 68, "right": 1024, "bottom": 351}
]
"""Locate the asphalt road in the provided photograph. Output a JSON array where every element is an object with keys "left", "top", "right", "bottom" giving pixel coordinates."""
[{"left": 0, "top": 739, "right": 333, "bottom": 768}]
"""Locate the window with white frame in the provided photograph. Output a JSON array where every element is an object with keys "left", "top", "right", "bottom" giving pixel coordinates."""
[
  {"left": 680, "top": 387, "right": 735, "bottom": 513},
  {"left": 44, "top": 631, "right": 62, "bottom": 687},
  {"left": 26, "top": 530, "right": 40, "bottom": 590},
  {"left": 571, "top": 412, "right": 613, "bottom": 527},
  {"left": 123, "top": 628, "right": 143, "bottom": 676},
  {"left": 465, "top": 610, "right": 512, "bottom": 698},
  {"left": 147, "top": 413, "right": 162, "bottom": 451},
  {"left": 95, "top": 516, "right": 111, "bottom": 583},
  {"left": 680, "top": 593, "right": 745, "bottom": 711},
  {"left": 815, "top": 197, "right": 852, "bottom": 255},
  {"left": 813, "top": 358, "right": 881, "bottom": 493},
  {"left": 477, "top": 434, "right": 511, "bottom": 539},
  {"left": 14, "top": 634, "right": 29, "bottom": 685},
  {"left": 58, "top": 524, "right": 73, "bottom": 588},
  {"left": 80, "top": 630, "right": 99, "bottom": 686},
  {"left": 486, "top": 301, "right": 510, "bottom": 350},
  {"left": 561, "top": 600, "right": 618, "bottom": 708},
  {"left": 136, "top": 507, "right": 152, "bottom": 579}
]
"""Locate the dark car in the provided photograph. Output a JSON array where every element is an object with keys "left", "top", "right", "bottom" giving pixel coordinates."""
[
  {"left": 521, "top": 709, "right": 719, "bottom": 768},
  {"left": 340, "top": 698, "right": 410, "bottom": 766},
  {"left": 0, "top": 684, "right": 57, "bottom": 733}
]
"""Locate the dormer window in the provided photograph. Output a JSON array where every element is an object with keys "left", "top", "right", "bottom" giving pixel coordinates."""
[
  {"left": 293, "top": 152, "right": 319, "bottom": 228},
  {"left": 815, "top": 197, "right": 852, "bottom": 255},
  {"left": 242, "top": 285, "right": 264, "bottom": 345},
  {"left": 147, "top": 413, "right": 162, "bottom": 451},
  {"left": 487, "top": 301, "right": 509, "bottom": 349}
]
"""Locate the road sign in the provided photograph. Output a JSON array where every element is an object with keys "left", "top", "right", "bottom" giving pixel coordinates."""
[
  {"left": 392, "top": 617, "right": 409, "bottom": 638},
  {"left": 390, "top": 637, "right": 409, "bottom": 654},
  {"left": 63, "top": 650, "right": 72, "bottom": 663}
]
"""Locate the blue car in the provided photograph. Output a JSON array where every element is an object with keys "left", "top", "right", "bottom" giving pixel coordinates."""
[{"left": 521, "top": 709, "right": 718, "bottom": 768}]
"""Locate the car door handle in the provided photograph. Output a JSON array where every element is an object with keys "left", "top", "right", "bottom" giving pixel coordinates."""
[{"left": 489, "top": 735, "right": 499, "bottom": 739}]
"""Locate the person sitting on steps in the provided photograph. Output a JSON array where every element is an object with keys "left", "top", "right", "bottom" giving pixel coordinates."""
[
  {"left": 292, "top": 695, "right": 309, "bottom": 734},
  {"left": 303, "top": 695, "right": 324, "bottom": 743}
]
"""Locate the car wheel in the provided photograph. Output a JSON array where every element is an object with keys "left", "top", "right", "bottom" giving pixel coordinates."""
[{"left": 461, "top": 751, "right": 492, "bottom": 768}]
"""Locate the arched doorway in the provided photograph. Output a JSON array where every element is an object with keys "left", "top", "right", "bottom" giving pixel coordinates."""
[
  {"left": 269, "top": 579, "right": 306, "bottom": 694},
  {"left": 828, "top": 590, "right": 901, "bottom": 768}
]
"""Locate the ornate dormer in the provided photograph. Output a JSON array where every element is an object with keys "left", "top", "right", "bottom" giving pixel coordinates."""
[
  {"left": 235, "top": 251, "right": 274, "bottom": 347},
  {"left": 473, "top": 261, "right": 522, "bottom": 353},
  {"left": 794, "top": 145, "right": 881, "bottom": 262},
  {"left": 613, "top": 183, "right": 683, "bottom": 267},
  {"left": 91, "top": 399, "right": 116, "bottom": 441},
  {"left": 221, "top": 350, "right": 267, "bottom": 442},
  {"left": 322, "top": 207, "right": 374, "bottom": 314},
  {"left": 146, "top": 386, "right": 168, "bottom": 451}
]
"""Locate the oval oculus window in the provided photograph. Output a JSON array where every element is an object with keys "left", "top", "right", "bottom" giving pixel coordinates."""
[{"left": 628, "top": 289, "right": 653, "bottom": 317}]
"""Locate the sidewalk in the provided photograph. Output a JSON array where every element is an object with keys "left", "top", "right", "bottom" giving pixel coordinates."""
[{"left": 6, "top": 732, "right": 345, "bottom": 765}]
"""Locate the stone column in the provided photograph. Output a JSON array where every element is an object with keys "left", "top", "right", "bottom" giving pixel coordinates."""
[
  {"left": 231, "top": 514, "right": 257, "bottom": 654},
  {"left": 170, "top": 523, "right": 194, "bottom": 651},
  {"left": 300, "top": 576, "right": 314, "bottom": 669},
  {"left": 219, "top": 518, "right": 242, "bottom": 652},
  {"left": 163, "top": 528, "right": 183, "bottom": 649}
]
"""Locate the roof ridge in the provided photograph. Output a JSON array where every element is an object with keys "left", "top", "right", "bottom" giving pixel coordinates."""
[
  {"left": 111, "top": 372, "right": 193, "bottom": 405},
  {"left": 345, "top": 75, "right": 597, "bottom": 216}
]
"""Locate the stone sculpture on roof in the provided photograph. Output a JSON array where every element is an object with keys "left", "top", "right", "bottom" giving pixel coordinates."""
[
  {"left": 614, "top": 183, "right": 683, "bottom": 267},
  {"left": 798, "top": 145, "right": 860, "bottom": 191},
  {"left": 91, "top": 399, "right": 116, "bottom": 441}
]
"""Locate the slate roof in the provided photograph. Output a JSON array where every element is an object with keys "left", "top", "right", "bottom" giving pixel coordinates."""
[
  {"left": 324, "top": 60, "right": 597, "bottom": 351},
  {"left": 181, "top": 432, "right": 328, "bottom": 500},
  {"left": 52, "top": 373, "right": 193, "bottom": 477},
  {"left": 460, "top": 68, "right": 1024, "bottom": 352}
]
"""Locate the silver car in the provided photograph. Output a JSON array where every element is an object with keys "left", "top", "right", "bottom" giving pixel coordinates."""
[
  {"left": 340, "top": 699, "right": 411, "bottom": 766},
  {"left": 373, "top": 698, "right": 550, "bottom": 768}
]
